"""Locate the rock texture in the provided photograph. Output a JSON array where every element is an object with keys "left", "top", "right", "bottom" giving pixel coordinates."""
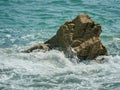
[{"left": 24, "top": 14, "right": 108, "bottom": 61}]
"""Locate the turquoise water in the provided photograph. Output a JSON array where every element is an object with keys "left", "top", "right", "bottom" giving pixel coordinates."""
[{"left": 0, "top": 0, "right": 120, "bottom": 90}]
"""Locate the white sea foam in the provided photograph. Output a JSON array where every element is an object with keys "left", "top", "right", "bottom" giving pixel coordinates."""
[{"left": 0, "top": 47, "right": 120, "bottom": 90}]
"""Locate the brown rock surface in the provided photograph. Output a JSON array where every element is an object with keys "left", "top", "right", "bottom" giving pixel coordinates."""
[
  {"left": 45, "top": 14, "right": 108, "bottom": 60},
  {"left": 24, "top": 14, "right": 108, "bottom": 61}
]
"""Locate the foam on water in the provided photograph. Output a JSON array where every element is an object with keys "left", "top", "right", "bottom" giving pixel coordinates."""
[{"left": 0, "top": 47, "right": 120, "bottom": 90}]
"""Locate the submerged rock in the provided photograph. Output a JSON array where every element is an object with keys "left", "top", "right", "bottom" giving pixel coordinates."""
[
  {"left": 24, "top": 14, "right": 108, "bottom": 61},
  {"left": 23, "top": 43, "right": 49, "bottom": 53}
]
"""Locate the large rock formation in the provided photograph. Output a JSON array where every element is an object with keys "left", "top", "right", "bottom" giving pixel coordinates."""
[{"left": 24, "top": 14, "right": 108, "bottom": 61}]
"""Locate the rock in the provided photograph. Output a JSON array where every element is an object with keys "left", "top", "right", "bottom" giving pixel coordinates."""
[
  {"left": 24, "top": 14, "right": 108, "bottom": 61},
  {"left": 45, "top": 14, "right": 108, "bottom": 60},
  {"left": 23, "top": 43, "right": 49, "bottom": 53}
]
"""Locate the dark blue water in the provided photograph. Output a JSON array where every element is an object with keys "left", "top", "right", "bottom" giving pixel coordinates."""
[{"left": 0, "top": 0, "right": 120, "bottom": 90}]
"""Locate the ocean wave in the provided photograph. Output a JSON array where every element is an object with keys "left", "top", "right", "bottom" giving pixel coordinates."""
[{"left": 0, "top": 48, "right": 120, "bottom": 89}]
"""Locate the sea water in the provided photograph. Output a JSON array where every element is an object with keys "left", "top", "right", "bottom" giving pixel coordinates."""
[{"left": 0, "top": 0, "right": 120, "bottom": 90}]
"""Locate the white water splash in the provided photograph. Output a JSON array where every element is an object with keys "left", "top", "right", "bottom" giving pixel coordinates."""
[{"left": 0, "top": 47, "right": 120, "bottom": 90}]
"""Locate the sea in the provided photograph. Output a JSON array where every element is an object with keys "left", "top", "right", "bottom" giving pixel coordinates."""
[{"left": 0, "top": 0, "right": 120, "bottom": 90}]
